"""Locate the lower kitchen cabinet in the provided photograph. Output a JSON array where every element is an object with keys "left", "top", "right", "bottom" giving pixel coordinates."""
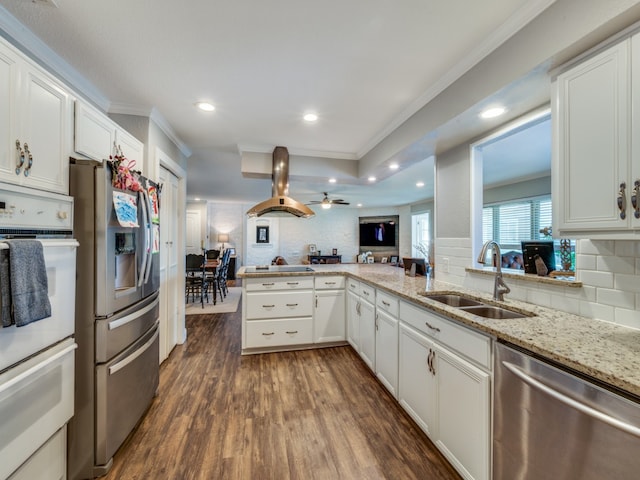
[
  {"left": 357, "top": 286, "right": 376, "bottom": 371},
  {"left": 398, "top": 303, "right": 491, "bottom": 480},
  {"left": 314, "top": 289, "right": 345, "bottom": 343},
  {"left": 375, "top": 294, "right": 399, "bottom": 398},
  {"left": 346, "top": 289, "right": 360, "bottom": 349}
]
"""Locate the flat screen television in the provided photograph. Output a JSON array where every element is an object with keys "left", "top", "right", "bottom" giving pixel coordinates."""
[
  {"left": 521, "top": 241, "right": 555, "bottom": 274},
  {"left": 359, "top": 221, "right": 396, "bottom": 247}
]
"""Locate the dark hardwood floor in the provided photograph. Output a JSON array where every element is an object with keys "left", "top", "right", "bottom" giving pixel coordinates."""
[{"left": 103, "top": 295, "right": 461, "bottom": 479}]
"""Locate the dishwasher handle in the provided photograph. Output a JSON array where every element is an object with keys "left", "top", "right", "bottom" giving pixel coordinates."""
[{"left": 502, "top": 361, "right": 640, "bottom": 439}]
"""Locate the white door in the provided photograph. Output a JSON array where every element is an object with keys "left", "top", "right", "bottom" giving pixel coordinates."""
[
  {"left": 314, "top": 290, "right": 345, "bottom": 343},
  {"left": 159, "top": 167, "right": 180, "bottom": 362},
  {"left": 186, "top": 210, "right": 201, "bottom": 254}
]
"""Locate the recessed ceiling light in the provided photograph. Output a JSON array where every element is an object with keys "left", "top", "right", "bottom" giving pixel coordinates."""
[
  {"left": 194, "top": 197, "right": 201, "bottom": 201},
  {"left": 328, "top": 178, "right": 337, "bottom": 183},
  {"left": 321, "top": 203, "right": 331, "bottom": 209},
  {"left": 480, "top": 106, "right": 506, "bottom": 119},
  {"left": 368, "top": 176, "right": 376, "bottom": 182},
  {"left": 304, "top": 113, "right": 318, "bottom": 122},
  {"left": 389, "top": 163, "right": 399, "bottom": 170},
  {"left": 416, "top": 181, "right": 425, "bottom": 187},
  {"left": 357, "top": 203, "right": 363, "bottom": 207},
  {"left": 196, "top": 102, "right": 215, "bottom": 112}
]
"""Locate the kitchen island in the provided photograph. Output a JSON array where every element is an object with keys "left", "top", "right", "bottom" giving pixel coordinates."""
[{"left": 239, "top": 263, "right": 640, "bottom": 398}]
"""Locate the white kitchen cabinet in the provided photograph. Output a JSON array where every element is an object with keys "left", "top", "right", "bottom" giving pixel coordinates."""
[
  {"left": 346, "top": 289, "right": 360, "bottom": 350},
  {"left": 357, "top": 284, "right": 376, "bottom": 371},
  {"left": 554, "top": 35, "right": 640, "bottom": 237},
  {"left": 0, "top": 39, "right": 72, "bottom": 195},
  {"left": 314, "top": 277, "right": 345, "bottom": 343},
  {"left": 399, "top": 323, "right": 438, "bottom": 438},
  {"left": 74, "top": 100, "right": 145, "bottom": 167},
  {"left": 375, "top": 289, "right": 399, "bottom": 397},
  {"left": 398, "top": 301, "right": 491, "bottom": 480},
  {"left": 242, "top": 276, "right": 314, "bottom": 352}
]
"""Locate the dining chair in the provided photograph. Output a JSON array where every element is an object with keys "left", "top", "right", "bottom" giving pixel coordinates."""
[{"left": 185, "top": 253, "right": 208, "bottom": 307}]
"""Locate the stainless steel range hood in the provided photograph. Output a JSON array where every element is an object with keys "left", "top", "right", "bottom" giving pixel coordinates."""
[{"left": 246, "top": 146, "right": 315, "bottom": 218}]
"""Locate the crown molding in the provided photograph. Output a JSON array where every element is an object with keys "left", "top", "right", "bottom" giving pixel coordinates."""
[{"left": 237, "top": 143, "right": 357, "bottom": 160}]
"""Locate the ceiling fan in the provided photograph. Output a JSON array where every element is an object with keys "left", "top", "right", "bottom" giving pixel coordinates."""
[{"left": 307, "top": 192, "right": 350, "bottom": 209}]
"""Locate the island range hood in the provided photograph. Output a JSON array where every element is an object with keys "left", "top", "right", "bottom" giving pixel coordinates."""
[{"left": 246, "top": 146, "right": 315, "bottom": 218}]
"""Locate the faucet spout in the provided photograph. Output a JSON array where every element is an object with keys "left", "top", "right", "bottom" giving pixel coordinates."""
[{"left": 477, "top": 240, "right": 510, "bottom": 301}]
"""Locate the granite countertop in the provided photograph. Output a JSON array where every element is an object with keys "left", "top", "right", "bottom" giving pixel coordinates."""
[{"left": 238, "top": 264, "right": 640, "bottom": 398}]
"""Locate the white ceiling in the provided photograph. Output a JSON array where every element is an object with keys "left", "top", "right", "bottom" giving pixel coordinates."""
[{"left": 0, "top": 0, "right": 555, "bottom": 208}]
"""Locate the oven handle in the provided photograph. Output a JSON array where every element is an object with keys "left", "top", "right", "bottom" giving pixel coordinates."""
[
  {"left": 502, "top": 361, "right": 640, "bottom": 438},
  {"left": 108, "top": 296, "right": 159, "bottom": 330},
  {"left": 137, "top": 189, "right": 149, "bottom": 287},
  {"left": 0, "top": 343, "right": 77, "bottom": 395},
  {"left": 0, "top": 240, "right": 79, "bottom": 250},
  {"left": 109, "top": 327, "right": 158, "bottom": 375}
]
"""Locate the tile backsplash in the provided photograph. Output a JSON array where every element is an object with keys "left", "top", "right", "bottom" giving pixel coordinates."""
[{"left": 437, "top": 237, "right": 640, "bottom": 330}]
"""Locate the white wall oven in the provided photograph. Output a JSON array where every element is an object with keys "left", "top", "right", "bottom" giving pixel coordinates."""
[{"left": 0, "top": 183, "right": 78, "bottom": 480}]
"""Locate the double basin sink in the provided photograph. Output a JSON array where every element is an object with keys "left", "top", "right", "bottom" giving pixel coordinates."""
[{"left": 420, "top": 293, "right": 534, "bottom": 320}]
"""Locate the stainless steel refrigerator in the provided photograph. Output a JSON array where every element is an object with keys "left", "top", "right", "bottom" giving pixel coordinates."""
[{"left": 68, "top": 159, "right": 161, "bottom": 479}]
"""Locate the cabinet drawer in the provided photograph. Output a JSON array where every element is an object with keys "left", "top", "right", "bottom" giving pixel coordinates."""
[
  {"left": 360, "top": 283, "right": 376, "bottom": 302},
  {"left": 400, "top": 301, "right": 491, "bottom": 370},
  {"left": 246, "top": 291, "right": 313, "bottom": 319},
  {"left": 315, "top": 275, "right": 345, "bottom": 289},
  {"left": 8, "top": 426, "right": 66, "bottom": 480},
  {"left": 246, "top": 276, "right": 314, "bottom": 291},
  {"left": 245, "top": 318, "right": 313, "bottom": 348},
  {"left": 346, "top": 278, "right": 360, "bottom": 293},
  {"left": 376, "top": 290, "right": 399, "bottom": 317}
]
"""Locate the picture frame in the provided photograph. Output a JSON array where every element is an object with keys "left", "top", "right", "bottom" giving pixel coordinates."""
[
  {"left": 309, "top": 244, "right": 317, "bottom": 254},
  {"left": 390, "top": 256, "right": 398, "bottom": 264},
  {"left": 381, "top": 257, "right": 388, "bottom": 263},
  {"left": 256, "top": 225, "right": 269, "bottom": 244},
  {"left": 367, "top": 256, "right": 374, "bottom": 264},
  {"left": 332, "top": 248, "right": 338, "bottom": 255},
  {"left": 227, "top": 247, "right": 236, "bottom": 255}
]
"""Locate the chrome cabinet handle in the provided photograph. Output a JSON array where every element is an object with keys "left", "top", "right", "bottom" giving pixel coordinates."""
[
  {"left": 382, "top": 300, "right": 390, "bottom": 307},
  {"left": 425, "top": 321, "right": 441, "bottom": 333},
  {"left": 285, "top": 330, "right": 298, "bottom": 334},
  {"left": 15, "top": 140, "right": 24, "bottom": 175},
  {"left": 632, "top": 180, "right": 640, "bottom": 219},
  {"left": 285, "top": 303, "right": 298, "bottom": 307},
  {"left": 325, "top": 281, "right": 336, "bottom": 285},
  {"left": 262, "top": 332, "right": 275, "bottom": 336},
  {"left": 23, "top": 143, "right": 32, "bottom": 177},
  {"left": 262, "top": 304, "right": 275, "bottom": 308},
  {"left": 502, "top": 361, "right": 640, "bottom": 439},
  {"left": 286, "top": 282, "right": 299, "bottom": 285},
  {"left": 262, "top": 282, "right": 275, "bottom": 286},
  {"left": 617, "top": 182, "right": 627, "bottom": 220}
]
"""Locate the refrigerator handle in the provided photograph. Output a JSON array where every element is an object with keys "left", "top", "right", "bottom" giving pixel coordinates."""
[
  {"left": 137, "top": 189, "right": 149, "bottom": 287},
  {"left": 141, "top": 188, "right": 153, "bottom": 284}
]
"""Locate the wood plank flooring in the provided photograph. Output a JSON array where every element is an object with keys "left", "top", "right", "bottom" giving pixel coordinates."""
[{"left": 103, "top": 302, "right": 461, "bottom": 479}]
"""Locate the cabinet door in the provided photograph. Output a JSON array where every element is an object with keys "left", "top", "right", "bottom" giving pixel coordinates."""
[
  {"left": 375, "top": 308, "right": 398, "bottom": 397},
  {"left": 554, "top": 39, "right": 630, "bottom": 233},
  {"left": 358, "top": 298, "right": 376, "bottom": 371},
  {"left": 74, "top": 101, "right": 116, "bottom": 161},
  {"left": 116, "top": 128, "right": 144, "bottom": 167},
  {"left": 346, "top": 290, "right": 360, "bottom": 350},
  {"left": 630, "top": 34, "right": 640, "bottom": 228},
  {"left": 398, "top": 324, "right": 437, "bottom": 438},
  {"left": 0, "top": 42, "right": 19, "bottom": 185},
  {"left": 314, "top": 290, "right": 345, "bottom": 343},
  {"left": 435, "top": 346, "right": 491, "bottom": 480},
  {"left": 18, "top": 65, "right": 71, "bottom": 194}
]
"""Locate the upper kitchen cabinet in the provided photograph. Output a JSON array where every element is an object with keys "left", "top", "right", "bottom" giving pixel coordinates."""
[
  {"left": 75, "top": 101, "right": 144, "bottom": 167},
  {"left": 0, "top": 39, "right": 72, "bottom": 195},
  {"left": 553, "top": 34, "right": 640, "bottom": 238}
]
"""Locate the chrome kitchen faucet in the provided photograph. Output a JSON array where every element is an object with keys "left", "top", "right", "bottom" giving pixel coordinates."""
[{"left": 477, "top": 240, "right": 510, "bottom": 301}]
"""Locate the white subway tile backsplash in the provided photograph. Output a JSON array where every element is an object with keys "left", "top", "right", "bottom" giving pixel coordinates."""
[
  {"left": 596, "top": 288, "right": 636, "bottom": 309},
  {"left": 577, "top": 239, "right": 615, "bottom": 256},
  {"left": 575, "top": 254, "right": 596, "bottom": 270},
  {"left": 580, "top": 302, "right": 615, "bottom": 322},
  {"left": 550, "top": 294, "right": 581, "bottom": 315},
  {"left": 527, "top": 289, "right": 551, "bottom": 306},
  {"left": 615, "top": 241, "right": 640, "bottom": 257},
  {"left": 614, "top": 308, "right": 640, "bottom": 329},
  {"left": 577, "top": 270, "right": 614, "bottom": 288},
  {"left": 614, "top": 273, "right": 640, "bottom": 293},
  {"left": 597, "top": 255, "right": 636, "bottom": 274}
]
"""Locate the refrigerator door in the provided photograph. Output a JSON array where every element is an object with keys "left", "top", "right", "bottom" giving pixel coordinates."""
[
  {"left": 139, "top": 178, "right": 160, "bottom": 298},
  {"left": 93, "top": 163, "right": 144, "bottom": 316}
]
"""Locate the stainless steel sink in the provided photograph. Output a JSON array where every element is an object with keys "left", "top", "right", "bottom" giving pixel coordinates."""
[
  {"left": 422, "top": 294, "right": 484, "bottom": 307},
  {"left": 459, "top": 305, "right": 532, "bottom": 319}
]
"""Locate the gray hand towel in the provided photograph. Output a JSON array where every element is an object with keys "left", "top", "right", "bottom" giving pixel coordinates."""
[
  {"left": 0, "top": 248, "right": 12, "bottom": 327},
  {"left": 8, "top": 240, "right": 51, "bottom": 327}
]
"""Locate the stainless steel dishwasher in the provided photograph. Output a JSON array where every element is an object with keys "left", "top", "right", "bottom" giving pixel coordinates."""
[{"left": 494, "top": 342, "right": 640, "bottom": 480}]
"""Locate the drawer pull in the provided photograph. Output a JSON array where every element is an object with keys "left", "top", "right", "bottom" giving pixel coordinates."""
[
  {"left": 285, "top": 303, "right": 299, "bottom": 307},
  {"left": 362, "top": 290, "right": 369, "bottom": 296},
  {"left": 262, "top": 282, "right": 275, "bottom": 286},
  {"left": 325, "top": 281, "right": 336, "bottom": 285},
  {"left": 286, "top": 282, "right": 299, "bottom": 286},
  {"left": 262, "top": 332, "right": 275, "bottom": 336},
  {"left": 262, "top": 304, "right": 275, "bottom": 308},
  {"left": 382, "top": 300, "right": 390, "bottom": 307},
  {"left": 425, "top": 322, "right": 441, "bottom": 333},
  {"left": 618, "top": 182, "right": 627, "bottom": 220},
  {"left": 285, "top": 330, "right": 298, "bottom": 334}
]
